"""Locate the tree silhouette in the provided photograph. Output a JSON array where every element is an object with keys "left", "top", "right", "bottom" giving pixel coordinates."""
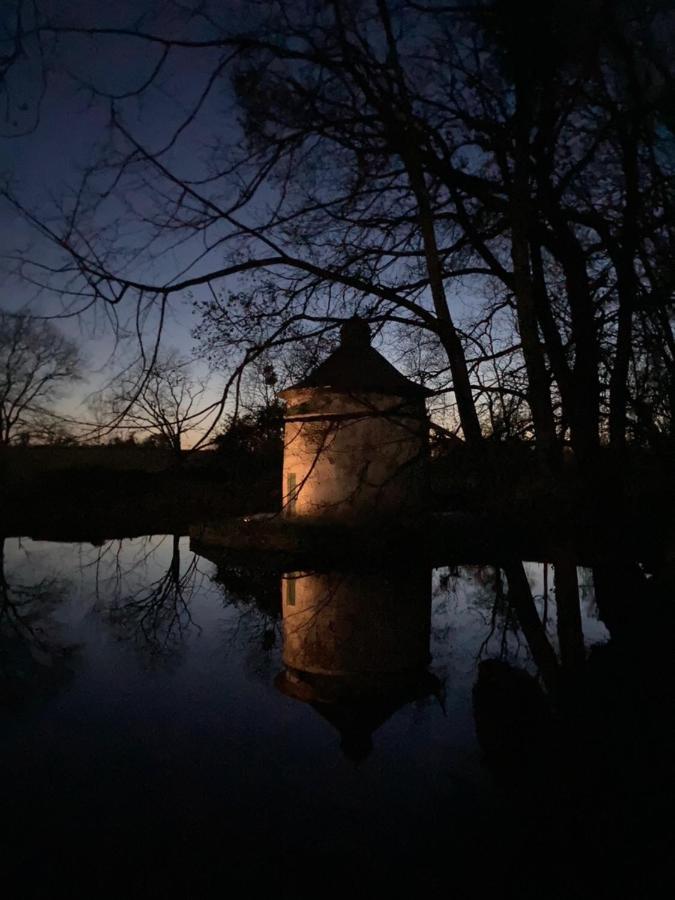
[
  {"left": 98, "top": 350, "right": 209, "bottom": 459},
  {"left": 1, "top": 1, "right": 673, "bottom": 460},
  {"left": 0, "top": 312, "right": 81, "bottom": 445}
]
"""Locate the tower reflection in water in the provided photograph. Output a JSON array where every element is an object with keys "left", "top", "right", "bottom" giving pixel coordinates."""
[{"left": 275, "top": 565, "right": 439, "bottom": 760}]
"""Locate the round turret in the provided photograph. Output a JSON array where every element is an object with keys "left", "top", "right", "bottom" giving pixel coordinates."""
[{"left": 278, "top": 317, "right": 430, "bottom": 523}]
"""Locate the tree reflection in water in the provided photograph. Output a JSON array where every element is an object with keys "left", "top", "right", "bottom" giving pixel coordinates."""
[
  {"left": 0, "top": 537, "right": 75, "bottom": 709},
  {"left": 212, "top": 557, "right": 281, "bottom": 654},
  {"left": 470, "top": 553, "right": 675, "bottom": 899},
  {"left": 0, "top": 532, "right": 671, "bottom": 895},
  {"left": 213, "top": 544, "right": 672, "bottom": 892},
  {"left": 93, "top": 535, "right": 203, "bottom": 665}
]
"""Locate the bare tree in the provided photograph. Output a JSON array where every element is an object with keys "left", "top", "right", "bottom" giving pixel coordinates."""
[
  {"left": 1, "top": 1, "right": 673, "bottom": 462},
  {"left": 100, "top": 350, "right": 209, "bottom": 459},
  {"left": 0, "top": 311, "right": 82, "bottom": 445}
]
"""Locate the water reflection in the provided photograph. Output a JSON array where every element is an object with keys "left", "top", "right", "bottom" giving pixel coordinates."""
[
  {"left": 1, "top": 533, "right": 670, "bottom": 896},
  {"left": 276, "top": 567, "right": 439, "bottom": 759},
  {"left": 0, "top": 537, "right": 75, "bottom": 710},
  {"left": 101, "top": 534, "right": 202, "bottom": 664},
  {"left": 210, "top": 556, "right": 281, "bottom": 658},
  {"left": 468, "top": 556, "right": 675, "bottom": 900}
]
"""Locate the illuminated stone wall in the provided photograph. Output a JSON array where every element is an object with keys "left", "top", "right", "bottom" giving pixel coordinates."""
[{"left": 281, "top": 387, "right": 428, "bottom": 522}]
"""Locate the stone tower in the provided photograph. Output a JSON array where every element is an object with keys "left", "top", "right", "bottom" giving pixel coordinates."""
[{"left": 278, "top": 317, "right": 431, "bottom": 523}]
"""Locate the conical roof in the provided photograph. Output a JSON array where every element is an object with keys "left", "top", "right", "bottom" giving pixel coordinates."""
[
  {"left": 275, "top": 667, "right": 440, "bottom": 761},
  {"left": 280, "top": 317, "right": 432, "bottom": 399}
]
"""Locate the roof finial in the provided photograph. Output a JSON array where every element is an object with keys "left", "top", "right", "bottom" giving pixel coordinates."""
[{"left": 340, "top": 315, "right": 371, "bottom": 349}]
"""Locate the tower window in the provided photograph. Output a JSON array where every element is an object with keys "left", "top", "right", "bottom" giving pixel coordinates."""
[{"left": 287, "top": 472, "right": 297, "bottom": 514}]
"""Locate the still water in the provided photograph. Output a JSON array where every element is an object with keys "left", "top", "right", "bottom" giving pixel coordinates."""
[{"left": 0, "top": 535, "right": 659, "bottom": 897}]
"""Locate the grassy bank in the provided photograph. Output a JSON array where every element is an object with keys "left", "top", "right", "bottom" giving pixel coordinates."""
[{"left": 0, "top": 447, "right": 280, "bottom": 539}]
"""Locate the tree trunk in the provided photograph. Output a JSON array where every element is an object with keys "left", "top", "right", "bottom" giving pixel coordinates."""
[
  {"left": 609, "top": 297, "right": 633, "bottom": 447},
  {"left": 551, "top": 232, "right": 600, "bottom": 462},
  {"left": 170, "top": 534, "right": 181, "bottom": 583},
  {"left": 358, "top": 2, "right": 482, "bottom": 446},
  {"left": 502, "top": 559, "right": 560, "bottom": 694},
  {"left": 511, "top": 91, "right": 559, "bottom": 465},
  {"left": 531, "top": 240, "right": 575, "bottom": 420},
  {"left": 553, "top": 549, "right": 585, "bottom": 674},
  {"left": 407, "top": 161, "right": 483, "bottom": 446},
  {"left": 609, "top": 130, "right": 640, "bottom": 449}
]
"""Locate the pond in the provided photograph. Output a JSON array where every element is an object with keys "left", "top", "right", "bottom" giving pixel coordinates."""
[{"left": 0, "top": 534, "right": 669, "bottom": 897}]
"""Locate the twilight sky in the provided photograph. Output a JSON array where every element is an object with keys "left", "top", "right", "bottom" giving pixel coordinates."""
[
  {"left": 0, "top": 0, "right": 483, "bottom": 442},
  {"left": 0, "top": 1, "right": 256, "bottom": 437}
]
